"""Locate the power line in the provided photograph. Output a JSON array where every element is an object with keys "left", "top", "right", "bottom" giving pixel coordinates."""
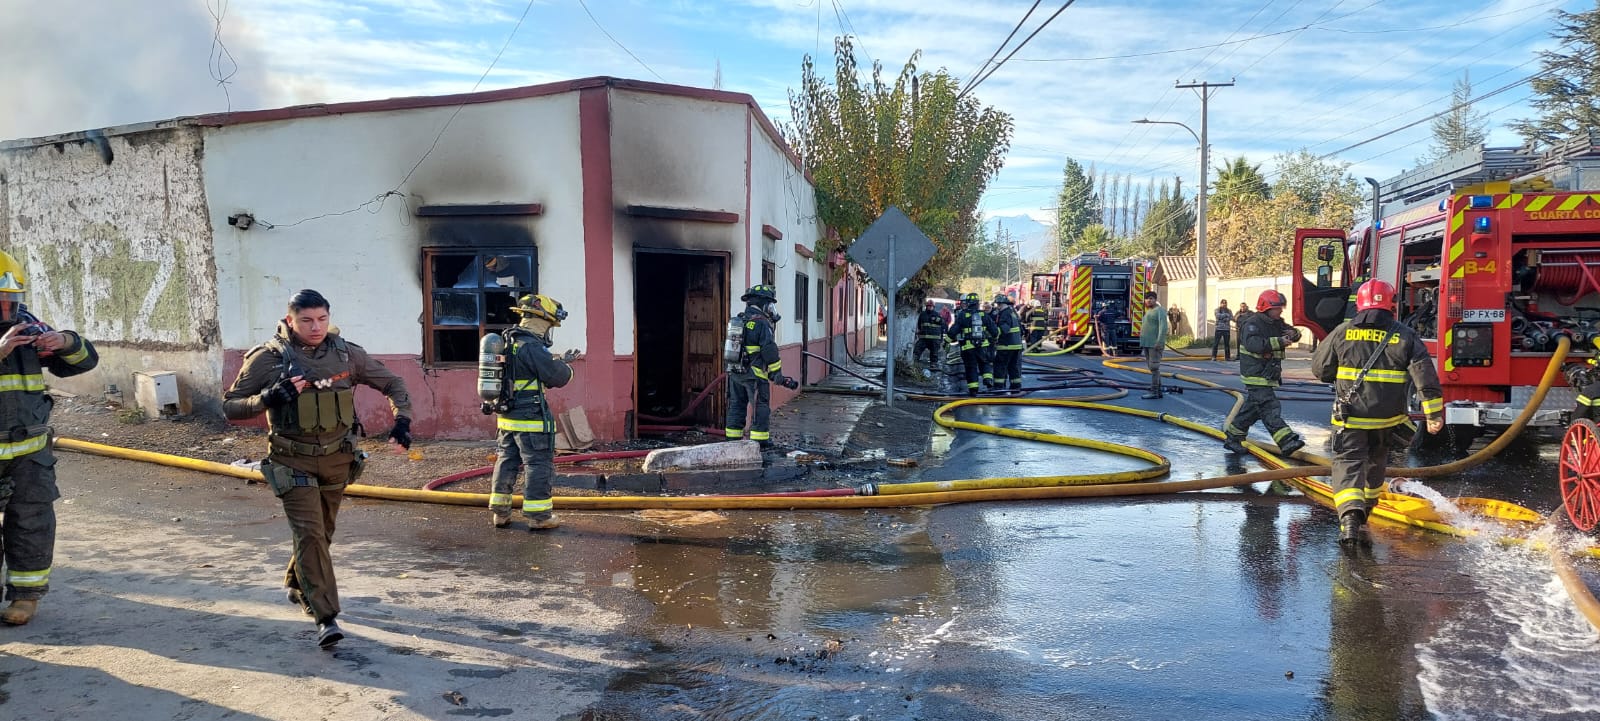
[
  {"left": 961, "top": 1, "right": 1042, "bottom": 97},
  {"left": 578, "top": 0, "right": 665, "bottom": 82},
  {"left": 959, "top": 1, "right": 1077, "bottom": 100}
]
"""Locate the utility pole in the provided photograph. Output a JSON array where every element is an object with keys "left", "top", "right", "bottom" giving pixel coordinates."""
[{"left": 1174, "top": 79, "right": 1232, "bottom": 340}]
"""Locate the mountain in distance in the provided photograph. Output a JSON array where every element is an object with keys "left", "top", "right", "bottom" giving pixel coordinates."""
[{"left": 983, "top": 214, "right": 1054, "bottom": 261}]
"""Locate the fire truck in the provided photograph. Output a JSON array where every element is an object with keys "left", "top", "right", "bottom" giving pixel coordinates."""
[
  {"left": 1031, "top": 253, "right": 1154, "bottom": 353},
  {"left": 1292, "top": 136, "right": 1600, "bottom": 452}
]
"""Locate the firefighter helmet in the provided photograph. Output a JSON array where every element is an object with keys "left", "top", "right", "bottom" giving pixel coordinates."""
[
  {"left": 1256, "top": 289, "right": 1288, "bottom": 313},
  {"left": 962, "top": 292, "right": 980, "bottom": 307},
  {"left": 741, "top": 284, "right": 778, "bottom": 305},
  {"left": 994, "top": 294, "right": 1012, "bottom": 306},
  {"left": 1355, "top": 280, "right": 1395, "bottom": 312},
  {"left": 925, "top": 299, "right": 935, "bottom": 309},
  {"left": 513, "top": 294, "right": 568, "bottom": 326},
  {"left": 0, "top": 250, "right": 26, "bottom": 325},
  {"left": 1028, "top": 298, "right": 1041, "bottom": 308}
]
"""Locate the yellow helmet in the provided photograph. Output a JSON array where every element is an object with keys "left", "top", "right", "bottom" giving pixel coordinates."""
[
  {"left": 0, "top": 250, "right": 25, "bottom": 324},
  {"left": 513, "top": 294, "right": 567, "bottom": 326}
]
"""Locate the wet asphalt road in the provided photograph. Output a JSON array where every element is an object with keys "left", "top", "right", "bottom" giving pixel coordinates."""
[{"left": 5, "top": 351, "right": 1600, "bottom": 720}]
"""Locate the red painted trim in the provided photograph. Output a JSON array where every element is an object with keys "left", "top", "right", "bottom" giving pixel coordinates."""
[
  {"left": 579, "top": 86, "right": 627, "bottom": 440},
  {"left": 624, "top": 205, "right": 739, "bottom": 224},
  {"left": 762, "top": 224, "right": 784, "bottom": 241},
  {"left": 744, "top": 113, "right": 753, "bottom": 291},
  {"left": 792, "top": 243, "right": 812, "bottom": 259}
]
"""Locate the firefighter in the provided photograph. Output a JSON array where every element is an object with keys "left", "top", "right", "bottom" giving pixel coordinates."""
[
  {"left": 1223, "top": 290, "right": 1306, "bottom": 457},
  {"left": 223, "top": 289, "right": 412, "bottom": 647},
  {"left": 1234, "top": 301, "right": 1253, "bottom": 357},
  {"left": 488, "top": 294, "right": 578, "bottom": 531},
  {"left": 980, "top": 300, "right": 999, "bottom": 385},
  {"left": 914, "top": 299, "right": 947, "bottom": 367},
  {"left": 1311, "top": 280, "right": 1443, "bottom": 547},
  {"left": 947, "top": 292, "right": 997, "bottom": 396},
  {"left": 1024, "top": 299, "right": 1050, "bottom": 348},
  {"left": 725, "top": 285, "right": 799, "bottom": 448},
  {"left": 1138, "top": 291, "right": 1168, "bottom": 399},
  {"left": 1212, "top": 299, "right": 1234, "bottom": 362},
  {"left": 992, "top": 294, "right": 1024, "bottom": 390},
  {"left": 0, "top": 250, "right": 98, "bottom": 627},
  {"left": 1567, "top": 339, "right": 1600, "bottom": 421}
]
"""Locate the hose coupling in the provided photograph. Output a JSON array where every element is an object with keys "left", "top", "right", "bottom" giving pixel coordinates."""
[{"left": 856, "top": 482, "right": 879, "bottom": 496}]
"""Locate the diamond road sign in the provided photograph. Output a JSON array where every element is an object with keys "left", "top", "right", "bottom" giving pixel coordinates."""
[{"left": 849, "top": 206, "right": 938, "bottom": 292}]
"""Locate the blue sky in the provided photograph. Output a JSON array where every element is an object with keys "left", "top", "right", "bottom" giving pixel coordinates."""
[{"left": 1, "top": 0, "right": 1586, "bottom": 224}]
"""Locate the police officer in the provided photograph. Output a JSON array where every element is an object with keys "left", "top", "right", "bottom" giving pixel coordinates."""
[
  {"left": 488, "top": 294, "right": 578, "bottom": 531},
  {"left": 1224, "top": 290, "right": 1306, "bottom": 457},
  {"left": 0, "top": 250, "right": 98, "bottom": 626},
  {"left": 992, "top": 294, "right": 1025, "bottom": 390},
  {"left": 223, "top": 289, "right": 412, "bottom": 647},
  {"left": 946, "top": 292, "right": 997, "bottom": 396},
  {"left": 914, "top": 299, "right": 947, "bottom": 367},
  {"left": 1311, "top": 280, "right": 1443, "bottom": 547},
  {"left": 1212, "top": 299, "right": 1234, "bottom": 362},
  {"left": 725, "top": 285, "right": 798, "bottom": 448},
  {"left": 1024, "top": 299, "right": 1049, "bottom": 348}
]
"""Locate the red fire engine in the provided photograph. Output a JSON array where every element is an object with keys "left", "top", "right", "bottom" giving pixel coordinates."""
[
  {"left": 1293, "top": 138, "right": 1600, "bottom": 452},
  {"left": 1031, "top": 253, "right": 1153, "bottom": 353}
]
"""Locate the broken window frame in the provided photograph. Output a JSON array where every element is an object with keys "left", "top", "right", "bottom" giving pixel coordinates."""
[{"left": 422, "top": 247, "right": 538, "bottom": 366}]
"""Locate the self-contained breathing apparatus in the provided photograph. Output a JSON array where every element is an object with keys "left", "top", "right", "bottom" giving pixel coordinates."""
[{"left": 479, "top": 331, "right": 511, "bottom": 415}]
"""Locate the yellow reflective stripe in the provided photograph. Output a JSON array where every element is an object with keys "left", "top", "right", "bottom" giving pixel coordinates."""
[
  {"left": 1272, "top": 427, "right": 1295, "bottom": 443},
  {"left": 749, "top": 430, "right": 770, "bottom": 441},
  {"left": 1526, "top": 195, "right": 1555, "bottom": 212},
  {"left": 725, "top": 428, "right": 744, "bottom": 438},
  {"left": 0, "top": 373, "right": 46, "bottom": 392},
  {"left": 512, "top": 379, "right": 541, "bottom": 391},
  {"left": 1362, "top": 486, "right": 1385, "bottom": 500},
  {"left": 59, "top": 341, "right": 90, "bottom": 365},
  {"left": 1421, "top": 398, "right": 1444, "bottom": 414},
  {"left": 1270, "top": 337, "right": 1282, "bottom": 350},
  {"left": 489, "top": 493, "right": 515, "bottom": 506},
  {"left": 7, "top": 568, "right": 49, "bottom": 587},
  {"left": 766, "top": 361, "right": 782, "bottom": 372},
  {"left": 1333, "top": 488, "right": 1366, "bottom": 507},
  {"left": 753, "top": 368, "right": 770, "bottom": 380},
  {"left": 1239, "top": 349, "right": 1265, "bottom": 358},
  {"left": 1335, "top": 368, "right": 1406, "bottom": 382},
  {"left": 522, "top": 498, "right": 553, "bottom": 513},
  {"left": 1224, "top": 423, "right": 1245, "bottom": 436},
  {"left": 1241, "top": 376, "right": 1277, "bottom": 386},
  {"left": 497, "top": 418, "right": 547, "bottom": 432},
  {"left": 1330, "top": 414, "right": 1407, "bottom": 429},
  {"left": 0, "top": 433, "right": 48, "bottom": 460}
]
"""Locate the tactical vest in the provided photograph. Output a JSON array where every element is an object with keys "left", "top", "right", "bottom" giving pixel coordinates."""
[{"left": 264, "top": 336, "right": 358, "bottom": 451}]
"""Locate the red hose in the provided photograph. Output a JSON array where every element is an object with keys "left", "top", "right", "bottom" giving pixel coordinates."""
[
  {"left": 637, "top": 373, "right": 728, "bottom": 423},
  {"left": 730, "top": 487, "right": 858, "bottom": 498},
  {"left": 424, "top": 449, "right": 658, "bottom": 490}
]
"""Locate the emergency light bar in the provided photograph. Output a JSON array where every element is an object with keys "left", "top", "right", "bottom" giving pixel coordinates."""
[{"left": 1469, "top": 195, "right": 1494, "bottom": 209}]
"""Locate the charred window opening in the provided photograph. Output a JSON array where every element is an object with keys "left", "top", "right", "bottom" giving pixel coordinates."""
[{"left": 423, "top": 249, "right": 537, "bottom": 364}]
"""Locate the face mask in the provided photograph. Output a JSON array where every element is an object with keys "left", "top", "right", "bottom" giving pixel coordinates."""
[{"left": 763, "top": 302, "right": 780, "bottom": 322}]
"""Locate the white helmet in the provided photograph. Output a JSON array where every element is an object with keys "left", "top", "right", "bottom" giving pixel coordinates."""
[{"left": 1028, "top": 299, "right": 1041, "bottom": 308}]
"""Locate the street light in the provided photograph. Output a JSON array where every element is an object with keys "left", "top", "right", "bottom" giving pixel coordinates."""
[{"left": 1134, "top": 117, "right": 1210, "bottom": 339}]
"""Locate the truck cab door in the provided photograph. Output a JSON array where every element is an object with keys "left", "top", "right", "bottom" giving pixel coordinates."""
[{"left": 1294, "top": 228, "right": 1350, "bottom": 340}]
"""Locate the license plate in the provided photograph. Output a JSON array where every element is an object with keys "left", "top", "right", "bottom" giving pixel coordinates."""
[{"left": 1461, "top": 309, "right": 1505, "bottom": 322}]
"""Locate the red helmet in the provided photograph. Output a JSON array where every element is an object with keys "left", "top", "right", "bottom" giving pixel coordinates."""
[
  {"left": 1256, "top": 289, "right": 1287, "bottom": 313},
  {"left": 1356, "top": 279, "right": 1395, "bottom": 311},
  {"left": 925, "top": 299, "right": 935, "bottom": 309}
]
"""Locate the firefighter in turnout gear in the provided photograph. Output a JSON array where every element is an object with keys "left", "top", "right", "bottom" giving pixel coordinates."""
[
  {"left": 725, "top": 285, "right": 798, "bottom": 448},
  {"left": 1567, "top": 339, "right": 1600, "bottom": 422},
  {"left": 1223, "top": 290, "right": 1306, "bottom": 457},
  {"left": 224, "top": 289, "right": 412, "bottom": 647},
  {"left": 0, "top": 250, "right": 98, "bottom": 627},
  {"left": 488, "top": 294, "right": 577, "bottom": 531},
  {"left": 1024, "top": 299, "right": 1049, "bottom": 348},
  {"left": 914, "top": 299, "right": 947, "bottom": 366},
  {"left": 947, "top": 293, "right": 998, "bottom": 395},
  {"left": 992, "top": 294, "right": 1025, "bottom": 390},
  {"left": 1311, "top": 280, "right": 1444, "bottom": 548}
]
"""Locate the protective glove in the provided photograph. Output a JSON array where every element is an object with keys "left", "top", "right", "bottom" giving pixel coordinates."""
[
  {"left": 1426, "top": 416, "right": 1444, "bottom": 434},
  {"left": 260, "top": 377, "right": 299, "bottom": 410},
  {"left": 1282, "top": 326, "right": 1303, "bottom": 343},
  {"left": 779, "top": 376, "right": 800, "bottom": 391},
  {"left": 388, "top": 416, "right": 413, "bottom": 450},
  {"left": 561, "top": 348, "right": 583, "bottom": 363}
]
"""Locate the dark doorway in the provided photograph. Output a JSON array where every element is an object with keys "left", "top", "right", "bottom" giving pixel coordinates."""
[{"left": 635, "top": 250, "right": 729, "bottom": 429}]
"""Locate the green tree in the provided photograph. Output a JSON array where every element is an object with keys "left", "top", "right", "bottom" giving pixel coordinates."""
[
  {"left": 1512, "top": 5, "right": 1600, "bottom": 149},
  {"left": 1054, "top": 157, "right": 1098, "bottom": 257},
  {"left": 960, "top": 222, "right": 1007, "bottom": 278},
  {"left": 1211, "top": 157, "right": 1270, "bottom": 206},
  {"left": 1138, "top": 177, "right": 1194, "bottom": 257},
  {"left": 787, "top": 36, "right": 1014, "bottom": 295},
  {"left": 1270, "top": 148, "right": 1362, "bottom": 220},
  {"left": 1426, "top": 71, "right": 1489, "bottom": 161}
]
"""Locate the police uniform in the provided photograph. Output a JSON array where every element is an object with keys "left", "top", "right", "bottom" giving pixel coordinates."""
[
  {"left": 946, "top": 296, "right": 997, "bottom": 395},
  {"left": 1311, "top": 309, "right": 1443, "bottom": 535},
  {"left": 224, "top": 319, "right": 410, "bottom": 639},
  {"left": 1225, "top": 309, "right": 1305, "bottom": 455},
  {"left": 489, "top": 325, "right": 574, "bottom": 527},
  {"left": 914, "top": 306, "right": 947, "bottom": 365},
  {"left": 725, "top": 287, "right": 795, "bottom": 445},
  {"left": 992, "top": 298, "right": 1025, "bottom": 390},
  {"left": 0, "top": 309, "right": 97, "bottom": 624}
]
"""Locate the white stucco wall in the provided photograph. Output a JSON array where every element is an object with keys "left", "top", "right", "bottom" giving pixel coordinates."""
[
  {"left": 608, "top": 88, "right": 750, "bottom": 355},
  {"left": 748, "top": 119, "right": 827, "bottom": 347},
  {"left": 0, "top": 127, "right": 222, "bottom": 411},
  {"left": 202, "top": 93, "right": 587, "bottom": 355}
]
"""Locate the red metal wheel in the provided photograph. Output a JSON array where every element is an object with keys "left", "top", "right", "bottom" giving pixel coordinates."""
[{"left": 1558, "top": 419, "right": 1600, "bottom": 532}]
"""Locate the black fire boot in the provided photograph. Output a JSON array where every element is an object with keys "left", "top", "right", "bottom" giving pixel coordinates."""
[
  {"left": 1278, "top": 437, "right": 1306, "bottom": 456},
  {"left": 1223, "top": 437, "right": 1249, "bottom": 454},
  {"left": 1338, "top": 510, "right": 1367, "bottom": 546}
]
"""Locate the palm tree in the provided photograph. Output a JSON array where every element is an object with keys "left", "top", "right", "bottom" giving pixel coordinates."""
[{"left": 1211, "top": 157, "right": 1270, "bottom": 206}]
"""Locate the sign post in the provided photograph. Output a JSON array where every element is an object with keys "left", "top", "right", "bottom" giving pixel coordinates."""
[{"left": 850, "top": 207, "right": 938, "bottom": 408}]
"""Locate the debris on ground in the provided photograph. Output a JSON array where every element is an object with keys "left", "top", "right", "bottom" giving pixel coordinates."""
[{"left": 636, "top": 509, "right": 727, "bottom": 526}]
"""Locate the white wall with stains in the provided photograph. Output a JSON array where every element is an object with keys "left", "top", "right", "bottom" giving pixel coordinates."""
[
  {"left": 748, "top": 119, "right": 826, "bottom": 347},
  {"left": 201, "top": 93, "right": 587, "bottom": 356},
  {"left": 0, "top": 127, "right": 222, "bottom": 413}
]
